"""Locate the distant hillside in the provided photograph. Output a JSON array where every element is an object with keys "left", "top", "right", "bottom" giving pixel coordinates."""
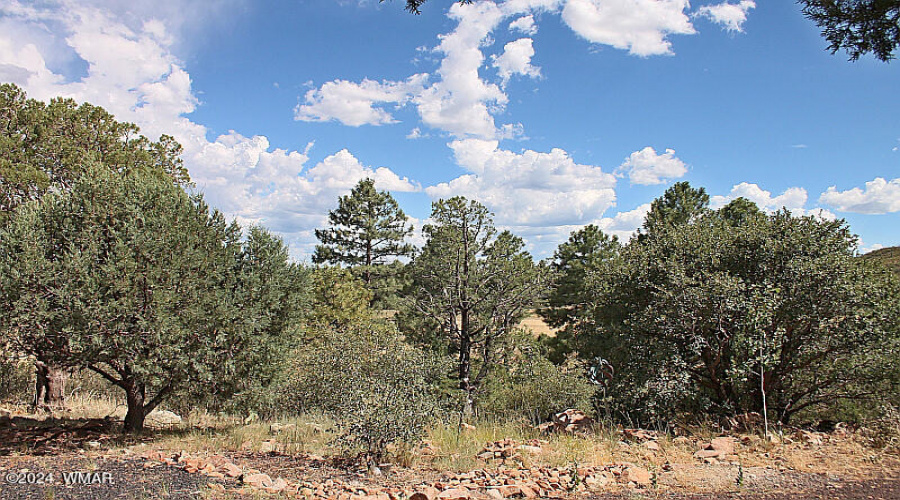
[{"left": 861, "top": 246, "right": 900, "bottom": 275}]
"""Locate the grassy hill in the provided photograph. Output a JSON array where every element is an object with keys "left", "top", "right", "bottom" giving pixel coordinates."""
[{"left": 862, "top": 246, "right": 900, "bottom": 276}]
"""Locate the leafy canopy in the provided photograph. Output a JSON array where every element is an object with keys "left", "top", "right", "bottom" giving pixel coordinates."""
[
  {"left": 0, "top": 167, "right": 304, "bottom": 432},
  {"left": 586, "top": 206, "right": 900, "bottom": 424},
  {"left": 0, "top": 83, "right": 190, "bottom": 224},
  {"left": 800, "top": 0, "right": 900, "bottom": 62}
]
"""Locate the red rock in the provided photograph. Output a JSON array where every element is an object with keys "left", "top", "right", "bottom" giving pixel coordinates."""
[
  {"left": 710, "top": 437, "right": 735, "bottom": 455},
  {"left": 519, "top": 485, "right": 538, "bottom": 498},
  {"left": 438, "top": 488, "right": 472, "bottom": 500},
  {"left": 243, "top": 473, "right": 273, "bottom": 488},
  {"left": 222, "top": 463, "right": 243, "bottom": 478},
  {"left": 622, "top": 467, "right": 651, "bottom": 486},
  {"left": 497, "top": 485, "right": 520, "bottom": 498},
  {"left": 694, "top": 449, "right": 721, "bottom": 459},
  {"left": 410, "top": 486, "right": 440, "bottom": 500}
]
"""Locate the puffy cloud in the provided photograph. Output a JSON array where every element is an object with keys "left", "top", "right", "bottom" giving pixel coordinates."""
[
  {"left": 695, "top": 1, "right": 755, "bottom": 33},
  {"left": 711, "top": 183, "right": 807, "bottom": 210},
  {"left": 711, "top": 182, "right": 836, "bottom": 219},
  {"left": 412, "top": 1, "right": 509, "bottom": 138},
  {"left": 618, "top": 146, "right": 687, "bottom": 185},
  {"left": 501, "top": 0, "right": 564, "bottom": 14},
  {"left": 598, "top": 203, "right": 651, "bottom": 241},
  {"left": 294, "top": 74, "right": 428, "bottom": 126},
  {"left": 509, "top": 14, "right": 537, "bottom": 35},
  {"left": 561, "top": 0, "right": 696, "bottom": 56},
  {"left": 0, "top": 0, "right": 416, "bottom": 258},
  {"left": 492, "top": 37, "right": 541, "bottom": 84},
  {"left": 426, "top": 139, "right": 617, "bottom": 227},
  {"left": 299, "top": 0, "right": 705, "bottom": 138},
  {"left": 819, "top": 178, "right": 900, "bottom": 214}
]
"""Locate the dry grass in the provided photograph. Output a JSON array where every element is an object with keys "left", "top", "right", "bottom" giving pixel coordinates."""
[
  {"left": 518, "top": 312, "right": 557, "bottom": 337},
  {"left": 132, "top": 412, "right": 339, "bottom": 459},
  {"left": 5, "top": 394, "right": 898, "bottom": 496}
]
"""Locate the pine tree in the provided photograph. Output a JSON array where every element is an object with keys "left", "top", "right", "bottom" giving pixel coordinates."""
[
  {"left": 405, "top": 197, "right": 549, "bottom": 414},
  {"left": 313, "top": 178, "right": 414, "bottom": 304},
  {"left": 641, "top": 181, "right": 710, "bottom": 237}
]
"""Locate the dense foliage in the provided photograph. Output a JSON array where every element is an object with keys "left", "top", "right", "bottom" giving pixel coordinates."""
[
  {"left": 0, "top": 167, "right": 304, "bottom": 432},
  {"left": 0, "top": 83, "right": 189, "bottom": 224},
  {"left": 538, "top": 224, "right": 619, "bottom": 362},
  {"left": 403, "top": 197, "right": 550, "bottom": 414},
  {"left": 479, "top": 331, "right": 595, "bottom": 424},
  {"left": 800, "top": 0, "right": 900, "bottom": 62},
  {"left": 585, "top": 207, "right": 900, "bottom": 425},
  {"left": 286, "top": 320, "right": 438, "bottom": 464}
]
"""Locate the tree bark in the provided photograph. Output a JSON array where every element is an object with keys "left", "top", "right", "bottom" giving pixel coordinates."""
[
  {"left": 122, "top": 381, "right": 147, "bottom": 434},
  {"left": 32, "top": 360, "right": 67, "bottom": 409}
]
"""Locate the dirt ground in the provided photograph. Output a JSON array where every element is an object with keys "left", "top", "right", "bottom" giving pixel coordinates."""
[{"left": 1, "top": 415, "right": 898, "bottom": 499}]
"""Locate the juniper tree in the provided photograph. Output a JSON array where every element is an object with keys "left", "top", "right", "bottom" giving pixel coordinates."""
[
  {"left": 586, "top": 206, "right": 900, "bottom": 425},
  {"left": 0, "top": 83, "right": 190, "bottom": 407},
  {"left": 0, "top": 167, "right": 301, "bottom": 432}
]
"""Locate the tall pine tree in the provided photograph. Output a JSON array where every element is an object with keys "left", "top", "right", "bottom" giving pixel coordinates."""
[{"left": 313, "top": 178, "right": 414, "bottom": 305}]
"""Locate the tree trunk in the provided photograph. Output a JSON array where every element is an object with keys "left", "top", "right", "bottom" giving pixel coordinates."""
[
  {"left": 458, "top": 323, "right": 474, "bottom": 416},
  {"left": 122, "top": 381, "right": 147, "bottom": 434},
  {"left": 33, "top": 360, "right": 67, "bottom": 409}
]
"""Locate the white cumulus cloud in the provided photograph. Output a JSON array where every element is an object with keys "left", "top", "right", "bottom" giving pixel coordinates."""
[
  {"left": 618, "top": 147, "right": 687, "bottom": 185},
  {"left": 0, "top": 0, "right": 417, "bottom": 258},
  {"left": 509, "top": 14, "right": 538, "bottom": 35},
  {"left": 561, "top": 0, "right": 696, "bottom": 56},
  {"left": 712, "top": 182, "right": 836, "bottom": 219},
  {"left": 696, "top": 1, "right": 755, "bottom": 33},
  {"left": 426, "top": 139, "right": 617, "bottom": 228},
  {"left": 819, "top": 178, "right": 900, "bottom": 214},
  {"left": 597, "top": 203, "right": 652, "bottom": 241},
  {"left": 492, "top": 38, "right": 541, "bottom": 84},
  {"left": 294, "top": 75, "right": 428, "bottom": 126}
]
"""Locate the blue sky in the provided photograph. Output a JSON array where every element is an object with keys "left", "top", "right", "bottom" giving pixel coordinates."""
[{"left": 1, "top": 0, "right": 897, "bottom": 259}]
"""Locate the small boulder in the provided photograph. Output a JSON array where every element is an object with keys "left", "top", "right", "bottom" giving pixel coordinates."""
[
  {"left": 145, "top": 410, "right": 182, "bottom": 428},
  {"left": 694, "top": 449, "right": 721, "bottom": 459},
  {"left": 621, "top": 467, "right": 652, "bottom": 486},
  {"left": 710, "top": 437, "right": 735, "bottom": 455},
  {"left": 242, "top": 473, "right": 273, "bottom": 488},
  {"left": 438, "top": 488, "right": 472, "bottom": 500},
  {"left": 410, "top": 486, "right": 440, "bottom": 500},
  {"left": 222, "top": 463, "right": 243, "bottom": 478},
  {"left": 264, "top": 477, "right": 289, "bottom": 493}
]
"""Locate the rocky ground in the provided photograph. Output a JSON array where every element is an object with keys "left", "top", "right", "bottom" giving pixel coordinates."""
[{"left": 1, "top": 413, "right": 898, "bottom": 499}]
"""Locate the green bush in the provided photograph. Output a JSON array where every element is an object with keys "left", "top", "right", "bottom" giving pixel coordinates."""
[
  {"left": 582, "top": 209, "right": 900, "bottom": 427},
  {"left": 286, "top": 321, "right": 438, "bottom": 464},
  {"left": 0, "top": 355, "right": 31, "bottom": 403},
  {"left": 479, "top": 332, "right": 595, "bottom": 424}
]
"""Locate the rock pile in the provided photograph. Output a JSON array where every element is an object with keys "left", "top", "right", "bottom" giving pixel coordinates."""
[
  {"left": 693, "top": 437, "right": 737, "bottom": 464},
  {"left": 138, "top": 450, "right": 655, "bottom": 498}
]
